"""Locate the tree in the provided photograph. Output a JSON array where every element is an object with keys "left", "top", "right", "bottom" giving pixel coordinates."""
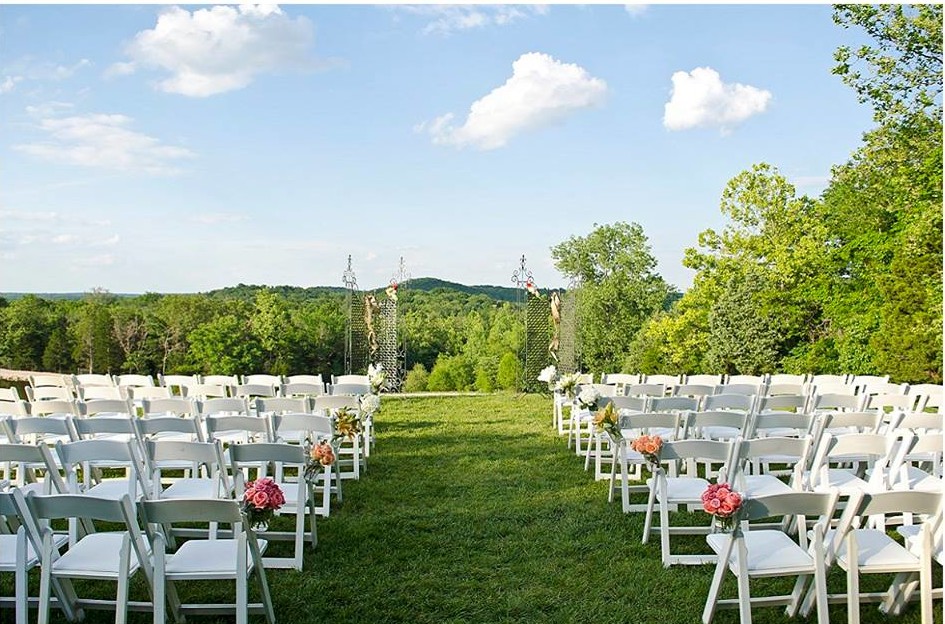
[
  {"left": 71, "top": 289, "right": 119, "bottom": 374},
  {"left": 552, "top": 222, "right": 674, "bottom": 373},
  {"left": 188, "top": 315, "right": 263, "bottom": 375},
  {"left": 833, "top": 4, "right": 943, "bottom": 122},
  {"left": 0, "top": 295, "right": 55, "bottom": 370}
]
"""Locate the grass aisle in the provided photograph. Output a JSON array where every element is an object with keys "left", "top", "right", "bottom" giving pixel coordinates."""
[{"left": 19, "top": 394, "right": 939, "bottom": 623}]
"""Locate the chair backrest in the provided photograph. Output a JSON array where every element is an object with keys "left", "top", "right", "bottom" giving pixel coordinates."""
[
  {"left": 832, "top": 491, "right": 943, "bottom": 554},
  {"left": 714, "top": 384, "right": 762, "bottom": 398},
  {"left": 725, "top": 375, "right": 766, "bottom": 386},
  {"left": 812, "top": 392, "right": 866, "bottom": 412},
  {"left": 282, "top": 382, "right": 326, "bottom": 398},
  {"left": 625, "top": 383, "right": 666, "bottom": 398},
  {"left": 141, "top": 397, "right": 198, "bottom": 418},
  {"left": 28, "top": 399, "right": 78, "bottom": 417},
  {"left": 809, "top": 374, "right": 849, "bottom": 386},
  {"left": 867, "top": 393, "right": 913, "bottom": 412},
  {"left": 579, "top": 383, "right": 618, "bottom": 398},
  {"left": 56, "top": 438, "right": 139, "bottom": 466},
  {"left": 0, "top": 387, "right": 21, "bottom": 402},
  {"left": 26, "top": 386, "right": 74, "bottom": 401},
  {"left": 757, "top": 394, "right": 807, "bottom": 413},
  {"left": 183, "top": 383, "right": 230, "bottom": 399},
  {"left": 850, "top": 374, "right": 890, "bottom": 388},
  {"left": 0, "top": 443, "right": 67, "bottom": 492},
  {"left": 202, "top": 374, "right": 239, "bottom": 387},
  {"left": 861, "top": 382, "right": 908, "bottom": 397},
  {"left": 243, "top": 374, "right": 283, "bottom": 387},
  {"left": 765, "top": 383, "right": 806, "bottom": 397},
  {"left": 729, "top": 436, "right": 813, "bottom": 483},
  {"left": 256, "top": 397, "right": 309, "bottom": 415},
  {"left": 768, "top": 373, "right": 808, "bottom": 385},
  {"left": 600, "top": 373, "right": 641, "bottom": 386},
  {"left": 672, "top": 384, "right": 714, "bottom": 398},
  {"left": 747, "top": 412, "right": 816, "bottom": 438},
  {"left": 601, "top": 396, "right": 647, "bottom": 412},
  {"left": 659, "top": 438, "right": 734, "bottom": 464},
  {"left": 616, "top": 412, "right": 682, "bottom": 437},
  {"left": 82, "top": 398, "right": 135, "bottom": 417},
  {"left": 334, "top": 374, "right": 369, "bottom": 385},
  {"left": 649, "top": 396, "right": 698, "bottom": 413},
  {"left": 894, "top": 412, "right": 943, "bottom": 433},
  {"left": 285, "top": 374, "right": 325, "bottom": 386},
  {"left": 703, "top": 394, "right": 754, "bottom": 412},
  {"left": 685, "top": 374, "right": 723, "bottom": 386},
  {"left": 74, "top": 373, "right": 115, "bottom": 387},
  {"left": 822, "top": 410, "right": 882, "bottom": 433},
  {"left": 330, "top": 383, "right": 371, "bottom": 396},
  {"left": 811, "top": 383, "right": 859, "bottom": 398},
  {"left": 741, "top": 491, "right": 840, "bottom": 530},
  {"left": 0, "top": 397, "right": 29, "bottom": 417},
  {"left": 144, "top": 439, "right": 225, "bottom": 472},
  {"left": 72, "top": 414, "right": 137, "bottom": 439},
  {"left": 5, "top": 415, "right": 76, "bottom": 442},
  {"left": 139, "top": 496, "right": 244, "bottom": 526},
  {"left": 271, "top": 413, "right": 335, "bottom": 441},
  {"left": 313, "top": 395, "right": 359, "bottom": 413},
  {"left": 157, "top": 374, "right": 201, "bottom": 394},
  {"left": 129, "top": 386, "right": 172, "bottom": 400},
  {"left": 644, "top": 374, "right": 681, "bottom": 386},
  {"left": 683, "top": 411, "right": 750, "bottom": 439},
  {"left": 134, "top": 416, "right": 203, "bottom": 441},
  {"left": 228, "top": 441, "right": 306, "bottom": 467},
  {"left": 115, "top": 374, "right": 155, "bottom": 388},
  {"left": 29, "top": 373, "right": 71, "bottom": 388},
  {"left": 205, "top": 414, "right": 272, "bottom": 443},
  {"left": 198, "top": 397, "right": 250, "bottom": 416},
  {"left": 910, "top": 384, "right": 944, "bottom": 413},
  {"left": 234, "top": 383, "right": 277, "bottom": 399},
  {"left": 78, "top": 386, "right": 128, "bottom": 401}
]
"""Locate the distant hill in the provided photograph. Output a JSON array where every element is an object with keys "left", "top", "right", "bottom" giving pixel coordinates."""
[{"left": 1, "top": 277, "right": 560, "bottom": 304}]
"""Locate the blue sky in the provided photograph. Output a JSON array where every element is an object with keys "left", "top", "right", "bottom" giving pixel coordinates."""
[{"left": 0, "top": 3, "right": 876, "bottom": 293}]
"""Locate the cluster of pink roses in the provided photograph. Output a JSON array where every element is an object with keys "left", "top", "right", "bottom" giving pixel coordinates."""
[
  {"left": 311, "top": 440, "right": 335, "bottom": 466},
  {"left": 241, "top": 477, "right": 285, "bottom": 529},
  {"left": 701, "top": 482, "right": 743, "bottom": 530}
]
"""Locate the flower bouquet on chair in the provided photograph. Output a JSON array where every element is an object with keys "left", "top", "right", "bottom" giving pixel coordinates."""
[
  {"left": 555, "top": 372, "right": 581, "bottom": 400},
  {"left": 593, "top": 402, "right": 621, "bottom": 443},
  {"left": 303, "top": 438, "right": 335, "bottom": 485},
  {"left": 335, "top": 406, "right": 362, "bottom": 441},
  {"left": 576, "top": 386, "right": 601, "bottom": 412},
  {"left": 538, "top": 365, "right": 558, "bottom": 392},
  {"left": 701, "top": 482, "right": 744, "bottom": 533},
  {"left": 360, "top": 393, "right": 380, "bottom": 417},
  {"left": 368, "top": 364, "right": 387, "bottom": 394},
  {"left": 630, "top": 434, "right": 662, "bottom": 469},
  {"left": 240, "top": 477, "right": 285, "bottom": 532}
]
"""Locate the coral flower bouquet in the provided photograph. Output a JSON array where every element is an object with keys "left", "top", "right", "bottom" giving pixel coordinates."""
[
  {"left": 701, "top": 482, "right": 744, "bottom": 532},
  {"left": 630, "top": 434, "right": 663, "bottom": 467},
  {"left": 303, "top": 438, "right": 335, "bottom": 484},
  {"left": 240, "top": 477, "right": 285, "bottom": 531},
  {"left": 593, "top": 402, "right": 621, "bottom": 442}
]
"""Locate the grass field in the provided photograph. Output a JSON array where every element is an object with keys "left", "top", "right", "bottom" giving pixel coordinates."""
[{"left": 5, "top": 394, "right": 942, "bottom": 623}]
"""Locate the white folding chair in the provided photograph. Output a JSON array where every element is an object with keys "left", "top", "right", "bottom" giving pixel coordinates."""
[
  {"left": 281, "top": 382, "right": 326, "bottom": 400},
  {"left": 0, "top": 443, "right": 66, "bottom": 496},
  {"left": 157, "top": 374, "right": 201, "bottom": 397},
  {"left": 229, "top": 442, "right": 317, "bottom": 570},
  {"left": 270, "top": 412, "right": 342, "bottom": 512},
  {"left": 643, "top": 439, "right": 735, "bottom": 566},
  {"left": 313, "top": 396, "right": 363, "bottom": 480},
  {"left": 29, "top": 493, "right": 153, "bottom": 624},
  {"left": 139, "top": 498, "right": 275, "bottom": 624},
  {"left": 608, "top": 411, "right": 682, "bottom": 513},
  {"left": 585, "top": 396, "right": 647, "bottom": 477},
  {"left": 56, "top": 439, "right": 148, "bottom": 501},
  {"left": 702, "top": 490, "right": 841, "bottom": 624}
]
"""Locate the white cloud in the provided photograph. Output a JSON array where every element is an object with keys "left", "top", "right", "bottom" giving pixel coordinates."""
[
  {"left": 25, "top": 101, "right": 74, "bottom": 118},
  {"left": 51, "top": 234, "right": 78, "bottom": 244},
  {"left": 74, "top": 254, "right": 115, "bottom": 268},
  {"left": 624, "top": 5, "right": 648, "bottom": 17},
  {"left": 397, "top": 5, "right": 548, "bottom": 36},
  {"left": 420, "top": 52, "right": 607, "bottom": 150},
  {"left": 189, "top": 212, "right": 247, "bottom": 225},
  {"left": 113, "top": 4, "right": 315, "bottom": 97},
  {"left": 0, "top": 75, "right": 23, "bottom": 94},
  {"left": 663, "top": 67, "right": 771, "bottom": 133},
  {"left": 13, "top": 113, "right": 195, "bottom": 175}
]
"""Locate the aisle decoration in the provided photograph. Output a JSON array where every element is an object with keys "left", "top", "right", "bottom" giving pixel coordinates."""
[
  {"left": 577, "top": 386, "right": 601, "bottom": 411},
  {"left": 360, "top": 393, "right": 381, "bottom": 416},
  {"left": 303, "top": 438, "right": 335, "bottom": 484},
  {"left": 555, "top": 372, "right": 581, "bottom": 399},
  {"left": 241, "top": 477, "right": 285, "bottom": 531},
  {"left": 701, "top": 482, "right": 744, "bottom": 533},
  {"left": 368, "top": 363, "right": 387, "bottom": 394},
  {"left": 630, "top": 434, "right": 662, "bottom": 468},
  {"left": 593, "top": 402, "right": 621, "bottom": 442},
  {"left": 537, "top": 365, "right": 558, "bottom": 391},
  {"left": 336, "top": 406, "right": 362, "bottom": 440}
]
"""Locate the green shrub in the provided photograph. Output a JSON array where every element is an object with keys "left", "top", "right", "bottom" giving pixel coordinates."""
[
  {"left": 474, "top": 365, "right": 494, "bottom": 392},
  {"left": 495, "top": 352, "right": 522, "bottom": 391},
  {"left": 403, "top": 363, "right": 429, "bottom": 392}
]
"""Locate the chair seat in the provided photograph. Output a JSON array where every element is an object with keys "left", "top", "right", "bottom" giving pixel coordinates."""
[
  {"left": 85, "top": 479, "right": 139, "bottom": 500},
  {"left": 741, "top": 475, "right": 794, "bottom": 498},
  {"left": 813, "top": 469, "right": 871, "bottom": 493},
  {"left": 827, "top": 529, "right": 921, "bottom": 572},
  {"left": 160, "top": 479, "right": 223, "bottom": 499},
  {"left": 53, "top": 533, "right": 141, "bottom": 579},
  {"left": 0, "top": 532, "right": 70, "bottom": 570},
  {"left": 707, "top": 530, "right": 814, "bottom": 576},
  {"left": 647, "top": 476, "right": 710, "bottom": 502},
  {"left": 164, "top": 538, "right": 267, "bottom": 579},
  {"left": 900, "top": 467, "right": 943, "bottom": 492}
]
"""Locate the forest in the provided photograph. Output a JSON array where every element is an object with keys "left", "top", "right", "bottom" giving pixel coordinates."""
[{"left": 0, "top": 6, "right": 940, "bottom": 388}]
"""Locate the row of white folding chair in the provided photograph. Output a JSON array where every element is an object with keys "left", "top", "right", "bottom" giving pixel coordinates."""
[
  {"left": 700, "top": 489, "right": 942, "bottom": 624},
  {"left": 0, "top": 487, "right": 275, "bottom": 624}
]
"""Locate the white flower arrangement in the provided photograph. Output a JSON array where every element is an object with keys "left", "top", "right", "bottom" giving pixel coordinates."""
[
  {"left": 360, "top": 393, "right": 381, "bottom": 416},
  {"left": 555, "top": 372, "right": 582, "bottom": 398},
  {"left": 577, "top": 386, "right": 601, "bottom": 411},
  {"left": 368, "top": 363, "right": 387, "bottom": 394},
  {"left": 537, "top": 365, "right": 557, "bottom": 384}
]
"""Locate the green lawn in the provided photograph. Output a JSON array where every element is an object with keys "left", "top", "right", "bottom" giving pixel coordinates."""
[{"left": 7, "top": 394, "right": 942, "bottom": 623}]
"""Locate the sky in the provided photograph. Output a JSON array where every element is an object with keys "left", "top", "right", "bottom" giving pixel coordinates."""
[{"left": 0, "top": 3, "right": 877, "bottom": 294}]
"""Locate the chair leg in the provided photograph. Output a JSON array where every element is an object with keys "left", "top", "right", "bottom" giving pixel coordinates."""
[
  {"left": 735, "top": 543, "right": 752, "bottom": 624},
  {"left": 701, "top": 547, "right": 729, "bottom": 623},
  {"left": 38, "top": 531, "right": 53, "bottom": 624},
  {"left": 116, "top": 536, "right": 131, "bottom": 624},
  {"left": 846, "top": 534, "right": 861, "bottom": 624},
  {"left": 785, "top": 574, "right": 808, "bottom": 617},
  {"left": 153, "top": 543, "right": 166, "bottom": 624},
  {"left": 659, "top": 480, "right": 671, "bottom": 567},
  {"left": 642, "top": 478, "right": 657, "bottom": 544},
  {"left": 15, "top": 530, "right": 27, "bottom": 624},
  {"left": 584, "top": 434, "right": 595, "bottom": 471},
  {"left": 920, "top": 524, "right": 933, "bottom": 624}
]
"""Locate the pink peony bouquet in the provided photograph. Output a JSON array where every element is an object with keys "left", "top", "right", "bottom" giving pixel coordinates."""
[
  {"left": 240, "top": 477, "right": 285, "bottom": 530},
  {"left": 701, "top": 482, "right": 743, "bottom": 532}
]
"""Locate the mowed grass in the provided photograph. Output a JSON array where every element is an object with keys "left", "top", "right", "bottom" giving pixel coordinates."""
[{"left": 6, "top": 394, "right": 941, "bottom": 623}]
